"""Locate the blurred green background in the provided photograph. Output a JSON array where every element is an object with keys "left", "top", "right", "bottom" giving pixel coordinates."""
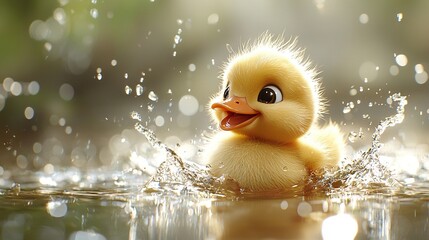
[{"left": 0, "top": 0, "right": 428, "bottom": 172}]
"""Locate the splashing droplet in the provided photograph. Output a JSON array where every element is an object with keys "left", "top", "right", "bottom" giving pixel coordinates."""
[
  {"left": 397, "top": 13, "right": 403, "bottom": 22},
  {"left": 312, "top": 93, "right": 407, "bottom": 190},
  {"left": 136, "top": 84, "right": 143, "bottom": 96},
  {"left": 343, "top": 106, "right": 351, "bottom": 114},
  {"left": 125, "top": 85, "right": 132, "bottom": 95},
  {"left": 148, "top": 91, "right": 158, "bottom": 102},
  {"left": 90, "top": 8, "right": 98, "bottom": 19},
  {"left": 147, "top": 104, "right": 154, "bottom": 112},
  {"left": 174, "top": 35, "right": 181, "bottom": 45},
  {"left": 348, "top": 130, "right": 363, "bottom": 143}
]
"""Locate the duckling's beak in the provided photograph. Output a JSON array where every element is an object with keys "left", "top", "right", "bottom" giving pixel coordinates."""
[{"left": 211, "top": 96, "right": 260, "bottom": 131}]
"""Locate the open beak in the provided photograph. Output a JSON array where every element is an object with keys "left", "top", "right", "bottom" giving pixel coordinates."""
[{"left": 211, "top": 96, "right": 260, "bottom": 131}]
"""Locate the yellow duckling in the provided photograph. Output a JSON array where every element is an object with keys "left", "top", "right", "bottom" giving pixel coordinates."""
[{"left": 205, "top": 35, "right": 344, "bottom": 192}]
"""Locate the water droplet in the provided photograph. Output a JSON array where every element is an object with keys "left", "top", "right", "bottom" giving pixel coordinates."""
[
  {"left": 65, "top": 126, "right": 72, "bottom": 134},
  {"left": 97, "top": 73, "right": 102, "bottom": 80},
  {"left": 148, "top": 91, "right": 158, "bottom": 102},
  {"left": 174, "top": 35, "right": 181, "bottom": 44},
  {"left": 282, "top": 166, "right": 288, "bottom": 172},
  {"left": 397, "top": 13, "right": 403, "bottom": 22},
  {"left": 395, "top": 54, "right": 407, "bottom": 67},
  {"left": 297, "top": 201, "right": 312, "bottom": 217},
  {"left": 415, "top": 64, "right": 424, "bottom": 73},
  {"left": 348, "top": 130, "right": 363, "bottom": 143},
  {"left": 125, "top": 85, "right": 132, "bottom": 95},
  {"left": 343, "top": 106, "right": 351, "bottom": 114},
  {"left": 124, "top": 73, "right": 128, "bottom": 79},
  {"left": 44, "top": 42, "right": 52, "bottom": 51},
  {"left": 188, "top": 63, "right": 196, "bottom": 72},
  {"left": 207, "top": 13, "right": 219, "bottom": 24},
  {"left": 155, "top": 115, "right": 165, "bottom": 127},
  {"left": 415, "top": 71, "right": 428, "bottom": 84},
  {"left": 58, "top": 117, "right": 66, "bottom": 126},
  {"left": 136, "top": 84, "right": 143, "bottom": 96},
  {"left": 47, "top": 201, "right": 67, "bottom": 218},
  {"left": 59, "top": 83, "right": 74, "bottom": 101},
  {"left": 90, "top": 8, "right": 98, "bottom": 19},
  {"left": 10, "top": 82, "right": 22, "bottom": 96},
  {"left": 349, "top": 88, "right": 357, "bottom": 96},
  {"left": 178, "top": 95, "right": 199, "bottom": 116},
  {"left": 280, "top": 200, "right": 288, "bottom": 210},
  {"left": 24, "top": 107, "right": 35, "bottom": 120},
  {"left": 111, "top": 59, "right": 117, "bottom": 66},
  {"left": 173, "top": 51, "right": 177, "bottom": 57},
  {"left": 359, "top": 13, "right": 369, "bottom": 24},
  {"left": 389, "top": 65, "right": 399, "bottom": 76},
  {"left": 28, "top": 81, "right": 40, "bottom": 95},
  {"left": 359, "top": 61, "right": 378, "bottom": 82},
  {"left": 177, "top": 19, "right": 183, "bottom": 25}
]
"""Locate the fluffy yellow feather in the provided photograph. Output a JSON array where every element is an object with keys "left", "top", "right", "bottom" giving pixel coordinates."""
[{"left": 205, "top": 34, "right": 344, "bottom": 192}]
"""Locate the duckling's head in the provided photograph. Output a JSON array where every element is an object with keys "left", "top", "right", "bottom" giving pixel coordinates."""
[{"left": 210, "top": 35, "right": 323, "bottom": 144}]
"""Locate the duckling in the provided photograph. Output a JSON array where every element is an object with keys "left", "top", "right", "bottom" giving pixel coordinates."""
[{"left": 205, "top": 35, "right": 344, "bottom": 192}]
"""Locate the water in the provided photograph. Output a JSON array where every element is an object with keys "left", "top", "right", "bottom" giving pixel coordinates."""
[
  {"left": 1, "top": 91, "right": 428, "bottom": 239},
  {"left": 2, "top": 2, "right": 429, "bottom": 239}
]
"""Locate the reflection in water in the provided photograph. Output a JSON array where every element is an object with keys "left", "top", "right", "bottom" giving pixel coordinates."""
[{"left": 1, "top": 187, "right": 428, "bottom": 239}]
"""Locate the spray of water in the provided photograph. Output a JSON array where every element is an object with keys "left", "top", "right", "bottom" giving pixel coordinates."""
[
  {"left": 131, "top": 112, "right": 220, "bottom": 196},
  {"left": 311, "top": 93, "right": 407, "bottom": 191},
  {"left": 133, "top": 93, "right": 407, "bottom": 195}
]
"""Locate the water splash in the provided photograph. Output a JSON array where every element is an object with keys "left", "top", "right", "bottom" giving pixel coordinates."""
[
  {"left": 312, "top": 93, "right": 407, "bottom": 191},
  {"left": 132, "top": 93, "right": 408, "bottom": 196},
  {"left": 131, "top": 112, "right": 218, "bottom": 195}
]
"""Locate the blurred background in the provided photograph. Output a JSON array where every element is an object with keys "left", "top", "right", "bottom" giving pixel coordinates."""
[{"left": 0, "top": 0, "right": 428, "bottom": 173}]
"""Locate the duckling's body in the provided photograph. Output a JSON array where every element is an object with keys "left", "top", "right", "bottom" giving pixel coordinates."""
[{"left": 206, "top": 35, "right": 344, "bottom": 192}]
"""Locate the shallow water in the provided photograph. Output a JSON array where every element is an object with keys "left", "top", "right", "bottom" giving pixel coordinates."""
[
  {"left": 2, "top": 1, "right": 429, "bottom": 239},
  {"left": 1, "top": 93, "right": 429, "bottom": 240}
]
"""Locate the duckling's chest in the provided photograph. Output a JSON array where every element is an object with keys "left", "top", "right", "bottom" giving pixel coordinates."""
[{"left": 205, "top": 133, "right": 307, "bottom": 190}]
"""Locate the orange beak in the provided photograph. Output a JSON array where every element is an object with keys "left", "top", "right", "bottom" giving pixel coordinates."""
[{"left": 211, "top": 96, "right": 260, "bottom": 131}]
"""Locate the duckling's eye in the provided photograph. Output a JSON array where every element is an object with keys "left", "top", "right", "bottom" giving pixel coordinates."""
[
  {"left": 223, "top": 86, "right": 230, "bottom": 100},
  {"left": 257, "top": 85, "right": 283, "bottom": 104}
]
